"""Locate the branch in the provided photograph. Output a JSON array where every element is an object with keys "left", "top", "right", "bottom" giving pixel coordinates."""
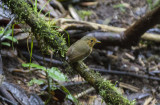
[
  {"left": 93, "top": 68, "right": 160, "bottom": 81},
  {"left": 71, "top": 62, "right": 133, "bottom": 104},
  {"left": 56, "top": 5, "right": 160, "bottom": 47},
  {"left": 122, "top": 5, "right": 160, "bottom": 46}
]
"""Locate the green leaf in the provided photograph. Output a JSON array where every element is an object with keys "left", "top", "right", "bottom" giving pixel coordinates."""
[
  {"left": 1, "top": 42, "right": 11, "bottom": 47},
  {"left": 61, "top": 86, "right": 78, "bottom": 104},
  {"left": 4, "top": 29, "right": 12, "bottom": 36},
  {"left": 22, "top": 63, "right": 68, "bottom": 81},
  {"left": 0, "top": 27, "right": 4, "bottom": 36},
  {"left": 28, "top": 78, "right": 45, "bottom": 86},
  {"left": 38, "top": 0, "right": 50, "bottom": 16},
  {"left": 34, "top": 0, "right": 38, "bottom": 13},
  {"left": 22, "top": 63, "right": 46, "bottom": 70},
  {"left": 48, "top": 67, "right": 68, "bottom": 82},
  {"left": 30, "top": 37, "right": 34, "bottom": 65},
  {"left": 4, "top": 36, "right": 18, "bottom": 43}
]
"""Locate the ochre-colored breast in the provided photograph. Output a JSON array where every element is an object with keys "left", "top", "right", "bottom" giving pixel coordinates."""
[{"left": 67, "top": 40, "right": 92, "bottom": 62}]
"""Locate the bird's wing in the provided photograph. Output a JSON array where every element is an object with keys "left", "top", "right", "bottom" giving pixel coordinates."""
[{"left": 68, "top": 43, "right": 90, "bottom": 62}]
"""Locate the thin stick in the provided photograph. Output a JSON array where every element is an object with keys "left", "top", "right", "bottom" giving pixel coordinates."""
[
  {"left": 0, "top": 16, "right": 15, "bottom": 40},
  {"left": 93, "top": 68, "right": 160, "bottom": 81},
  {"left": 74, "top": 87, "right": 94, "bottom": 98}
]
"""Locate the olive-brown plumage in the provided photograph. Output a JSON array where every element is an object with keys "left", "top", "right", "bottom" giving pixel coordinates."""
[{"left": 66, "top": 36, "right": 100, "bottom": 63}]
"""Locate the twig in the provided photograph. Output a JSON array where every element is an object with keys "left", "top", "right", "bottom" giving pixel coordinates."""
[
  {"left": 74, "top": 87, "right": 94, "bottom": 98},
  {"left": 69, "top": 5, "right": 81, "bottom": 21},
  {"left": 61, "top": 81, "right": 87, "bottom": 87},
  {"left": 56, "top": 18, "right": 160, "bottom": 44},
  {"left": 119, "top": 82, "right": 140, "bottom": 92},
  {"left": 12, "top": 68, "right": 39, "bottom": 73},
  {"left": 0, "top": 15, "right": 15, "bottom": 41},
  {"left": 93, "top": 68, "right": 160, "bottom": 81},
  {"left": 143, "top": 97, "right": 153, "bottom": 105},
  {"left": 50, "top": 0, "right": 66, "bottom": 15},
  {"left": 41, "top": 81, "right": 87, "bottom": 91},
  {"left": 21, "top": 51, "right": 63, "bottom": 66}
]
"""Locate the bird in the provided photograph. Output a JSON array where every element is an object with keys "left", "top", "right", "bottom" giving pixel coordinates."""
[{"left": 66, "top": 36, "right": 101, "bottom": 63}]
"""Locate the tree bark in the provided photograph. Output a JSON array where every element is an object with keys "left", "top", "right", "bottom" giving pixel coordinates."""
[{"left": 121, "top": 5, "right": 160, "bottom": 47}]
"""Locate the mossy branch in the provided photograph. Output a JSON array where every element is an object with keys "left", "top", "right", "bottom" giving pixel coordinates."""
[
  {"left": 3, "top": 0, "right": 68, "bottom": 56},
  {"left": 2, "top": 0, "right": 134, "bottom": 104},
  {"left": 72, "top": 62, "right": 134, "bottom": 105}
]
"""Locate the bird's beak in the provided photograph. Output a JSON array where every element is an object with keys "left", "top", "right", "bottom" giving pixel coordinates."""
[{"left": 96, "top": 40, "right": 101, "bottom": 43}]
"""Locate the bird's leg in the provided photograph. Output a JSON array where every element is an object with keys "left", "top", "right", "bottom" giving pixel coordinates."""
[{"left": 78, "top": 61, "right": 89, "bottom": 71}]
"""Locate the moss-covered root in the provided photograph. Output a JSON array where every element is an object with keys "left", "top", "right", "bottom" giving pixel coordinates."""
[
  {"left": 3, "top": 0, "right": 67, "bottom": 56},
  {"left": 72, "top": 62, "right": 135, "bottom": 105}
]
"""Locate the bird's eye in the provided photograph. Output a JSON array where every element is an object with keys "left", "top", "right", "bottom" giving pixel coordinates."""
[{"left": 91, "top": 40, "right": 94, "bottom": 43}]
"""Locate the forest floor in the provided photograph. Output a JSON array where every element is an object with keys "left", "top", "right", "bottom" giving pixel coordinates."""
[{"left": 1, "top": 0, "right": 160, "bottom": 105}]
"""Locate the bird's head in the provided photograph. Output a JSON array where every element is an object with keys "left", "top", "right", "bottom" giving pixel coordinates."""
[{"left": 81, "top": 36, "right": 101, "bottom": 48}]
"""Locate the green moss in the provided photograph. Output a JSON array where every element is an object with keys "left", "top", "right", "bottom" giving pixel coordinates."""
[
  {"left": 73, "top": 62, "right": 135, "bottom": 105},
  {"left": 5, "top": 0, "right": 68, "bottom": 57},
  {"left": 96, "top": 78, "right": 135, "bottom": 105},
  {"left": 77, "top": 10, "right": 93, "bottom": 20}
]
